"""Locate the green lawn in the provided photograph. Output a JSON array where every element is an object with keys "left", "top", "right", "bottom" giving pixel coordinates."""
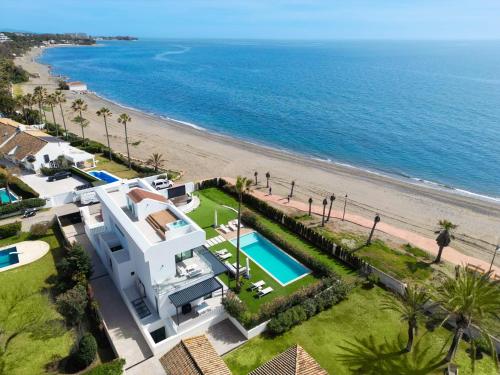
[
  {"left": 316, "top": 227, "right": 434, "bottom": 283},
  {"left": 0, "top": 230, "right": 74, "bottom": 375},
  {"left": 91, "top": 154, "right": 140, "bottom": 179},
  {"left": 224, "top": 286, "right": 498, "bottom": 375}
]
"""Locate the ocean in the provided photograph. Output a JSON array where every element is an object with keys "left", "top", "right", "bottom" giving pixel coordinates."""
[{"left": 39, "top": 39, "right": 500, "bottom": 199}]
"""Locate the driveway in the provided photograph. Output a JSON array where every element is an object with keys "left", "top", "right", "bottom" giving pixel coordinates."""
[{"left": 19, "top": 172, "right": 87, "bottom": 198}]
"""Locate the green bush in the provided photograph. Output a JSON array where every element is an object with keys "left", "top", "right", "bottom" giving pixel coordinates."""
[
  {"left": 222, "top": 291, "right": 248, "bottom": 321},
  {"left": 58, "top": 243, "right": 93, "bottom": 289},
  {"left": 71, "top": 333, "right": 97, "bottom": 370},
  {"left": 70, "top": 167, "right": 99, "bottom": 183},
  {"left": 56, "top": 284, "right": 88, "bottom": 326},
  {"left": 0, "top": 221, "right": 21, "bottom": 238},
  {"left": 267, "top": 282, "right": 350, "bottom": 335},
  {"left": 83, "top": 359, "right": 125, "bottom": 375},
  {"left": 0, "top": 198, "right": 46, "bottom": 216},
  {"left": 0, "top": 174, "right": 39, "bottom": 199}
]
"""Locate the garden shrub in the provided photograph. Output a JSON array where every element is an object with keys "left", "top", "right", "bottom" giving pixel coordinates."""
[
  {"left": 222, "top": 291, "right": 248, "bottom": 321},
  {"left": 70, "top": 333, "right": 97, "bottom": 370},
  {"left": 83, "top": 359, "right": 125, "bottom": 375},
  {"left": 56, "top": 284, "right": 88, "bottom": 326},
  {"left": 30, "top": 221, "right": 50, "bottom": 237},
  {"left": 58, "top": 243, "right": 93, "bottom": 289},
  {"left": 70, "top": 167, "right": 99, "bottom": 183},
  {"left": 0, "top": 198, "right": 46, "bottom": 216},
  {"left": 0, "top": 174, "right": 39, "bottom": 199},
  {"left": 267, "top": 281, "right": 351, "bottom": 335},
  {"left": 0, "top": 221, "right": 21, "bottom": 238}
]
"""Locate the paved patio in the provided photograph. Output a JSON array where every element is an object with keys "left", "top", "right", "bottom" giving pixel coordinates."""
[
  {"left": 206, "top": 319, "right": 247, "bottom": 355},
  {"left": 20, "top": 172, "right": 86, "bottom": 198}
]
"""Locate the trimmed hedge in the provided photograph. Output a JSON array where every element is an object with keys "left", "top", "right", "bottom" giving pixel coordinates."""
[
  {"left": 0, "top": 198, "right": 46, "bottom": 216},
  {"left": 83, "top": 359, "right": 125, "bottom": 375},
  {"left": 0, "top": 221, "right": 21, "bottom": 238},
  {"left": 267, "top": 281, "right": 351, "bottom": 335},
  {"left": 70, "top": 167, "right": 99, "bottom": 183}
]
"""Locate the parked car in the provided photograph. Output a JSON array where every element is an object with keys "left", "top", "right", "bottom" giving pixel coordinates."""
[
  {"left": 22, "top": 208, "right": 37, "bottom": 218},
  {"left": 47, "top": 171, "right": 71, "bottom": 182},
  {"left": 152, "top": 178, "right": 173, "bottom": 190}
]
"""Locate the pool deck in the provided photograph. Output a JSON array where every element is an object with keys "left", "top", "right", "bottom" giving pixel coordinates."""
[{"left": 0, "top": 241, "right": 50, "bottom": 273}]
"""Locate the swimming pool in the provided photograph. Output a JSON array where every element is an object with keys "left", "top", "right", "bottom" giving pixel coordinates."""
[
  {"left": 88, "top": 170, "right": 120, "bottom": 183},
  {"left": 231, "top": 232, "right": 310, "bottom": 285},
  {"left": 167, "top": 219, "right": 189, "bottom": 230},
  {"left": 0, "top": 188, "right": 18, "bottom": 204},
  {"left": 0, "top": 247, "right": 19, "bottom": 269}
]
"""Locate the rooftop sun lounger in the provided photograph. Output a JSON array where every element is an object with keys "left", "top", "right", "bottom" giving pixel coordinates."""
[
  {"left": 250, "top": 280, "right": 265, "bottom": 290},
  {"left": 257, "top": 287, "right": 273, "bottom": 298}
]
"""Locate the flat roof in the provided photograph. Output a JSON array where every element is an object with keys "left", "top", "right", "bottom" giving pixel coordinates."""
[{"left": 169, "top": 278, "right": 223, "bottom": 308}]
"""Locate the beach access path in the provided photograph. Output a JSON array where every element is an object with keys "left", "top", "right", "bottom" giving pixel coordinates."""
[{"left": 225, "top": 177, "right": 500, "bottom": 277}]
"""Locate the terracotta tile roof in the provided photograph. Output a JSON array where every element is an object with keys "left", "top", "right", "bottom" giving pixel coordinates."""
[
  {"left": 127, "top": 188, "right": 167, "bottom": 204},
  {"left": 160, "top": 335, "right": 231, "bottom": 375},
  {"left": 0, "top": 131, "right": 47, "bottom": 160},
  {"left": 0, "top": 119, "right": 20, "bottom": 144},
  {"left": 249, "top": 345, "right": 328, "bottom": 375}
]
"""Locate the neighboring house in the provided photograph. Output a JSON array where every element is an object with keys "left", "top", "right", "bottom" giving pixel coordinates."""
[
  {"left": 159, "top": 335, "right": 231, "bottom": 375},
  {"left": 249, "top": 344, "right": 328, "bottom": 375},
  {"left": 67, "top": 81, "right": 88, "bottom": 92},
  {"left": 0, "top": 33, "right": 10, "bottom": 43},
  {"left": 80, "top": 177, "right": 227, "bottom": 353},
  {"left": 0, "top": 118, "right": 95, "bottom": 171}
]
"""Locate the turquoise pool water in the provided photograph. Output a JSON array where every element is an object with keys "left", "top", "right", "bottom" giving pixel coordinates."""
[
  {"left": 0, "top": 247, "right": 19, "bottom": 269},
  {"left": 231, "top": 232, "right": 310, "bottom": 285},
  {"left": 168, "top": 219, "right": 188, "bottom": 229},
  {"left": 88, "top": 170, "right": 119, "bottom": 183},
  {"left": 0, "top": 188, "right": 18, "bottom": 204}
]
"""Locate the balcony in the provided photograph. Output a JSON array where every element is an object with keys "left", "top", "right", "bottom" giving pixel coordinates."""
[{"left": 80, "top": 204, "right": 106, "bottom": 235}]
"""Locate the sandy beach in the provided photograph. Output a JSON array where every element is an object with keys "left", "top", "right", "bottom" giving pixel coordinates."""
[{"left": 15, "top": 46, "right": 500, "bottom": 267}]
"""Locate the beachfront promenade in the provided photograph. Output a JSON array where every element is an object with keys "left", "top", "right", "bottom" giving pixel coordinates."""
[{"left": 224, "top": 177, "right": 500, "bottom": 277}]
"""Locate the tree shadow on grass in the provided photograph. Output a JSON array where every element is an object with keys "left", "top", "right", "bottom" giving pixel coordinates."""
[{"left": 336, "top": 333, "right": 448, "bottom": 375}]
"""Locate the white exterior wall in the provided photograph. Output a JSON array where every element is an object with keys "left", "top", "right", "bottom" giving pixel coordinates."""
[{"left": 29, "top": 141, "right": 72, "bottom": 171}]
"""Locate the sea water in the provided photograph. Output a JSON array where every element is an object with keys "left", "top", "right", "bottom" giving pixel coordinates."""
[{"left": 40, "top": 39, "right": 500, "bottom": 198}]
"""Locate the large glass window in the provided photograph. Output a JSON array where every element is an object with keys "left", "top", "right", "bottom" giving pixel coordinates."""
[{"left": 175, "top": 249, "right": 193, "bottom": 263}]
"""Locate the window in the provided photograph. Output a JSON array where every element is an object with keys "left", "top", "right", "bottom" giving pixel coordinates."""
[
  {"left": 43, "top": 154, "right": 50, "bottom": 163},
  {"left": 175, "top": 249, "right": 193, "bottom": 263}
]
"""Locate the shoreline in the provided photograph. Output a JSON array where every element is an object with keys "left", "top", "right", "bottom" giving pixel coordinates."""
[
  {"left": 39, "top": 45, "right": 500, "bottom": 204},
  {"left": 15, "top": 45, "right": 500, "bottom": 266}
]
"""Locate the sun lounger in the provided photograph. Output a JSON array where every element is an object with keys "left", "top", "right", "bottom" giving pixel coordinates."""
[
  {"left": 227, "top": 223, "right": 237, "bottom": 231},
  {"left": 215, "top": 249, "right": 229, "bottom": 256},
  {"left": 219, "top": 225, "right": 231, "bottom": 234},
  {"left": 257, "top": 287, "right": 273, "bottom": 298},
  {"left": 224, "top": 261, "right": 247, "bottom": 276},
  {"left": 177, "top": 265, "right": 187, "bottom": 277},
  {"left": 230, "top": 219, "right": 244, "bottom": 228},
  {"left": 219, "top": 253, "right": 232, "bottom": 260},
  {"left": 186, "top": 264, "right": 202, "bottom": 278},
  {"left": 250, "top": 280, "right": 265, "bottom": 290}
]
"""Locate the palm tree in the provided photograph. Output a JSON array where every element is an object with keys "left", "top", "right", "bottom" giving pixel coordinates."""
[
  {"left": 147, "top": 153, "right": 165, "bottom": 172},
  {"left": 21, "top": 93, "right": 35, "bottom": 124},
  {"left": 308, "top": 197, "right": 313, "bottom": 216},
  {"left": 434, "top": 220, "right": 457, "bottom": 263},
  {"left": 290, "top": 180, "right": 295, "bottom": 197},
  {"left": 117, "top": 113, "right": 132, "bottom": 169},
  {"left": 265, "top": 171, "right": 270, "bottom": 188},
  {"left": 381, "top": 285, "right": 429, "bottom": 352},
  {"left": 434, "top": 268, "right": 500, "bottom": 366},
  {"left": 326, "top": 194, "right": 336, "bottom": 222},
  {"left": 33, "top": 86, "right": 47, "bottom": 123},
  {"left": 54, "top": 91, "right": 68, "bottom": 139},
  {"left": 367, "top": 214, "right": 381, "bottom": 245},
  {"left": 96, "top": 107, "right": 113, "bottom": 159},
  {"left": 254, "top": 171, "right": 258, "bottom": 185},
  {"left": 45, "top": 94, "right": 59, "bottom": 137},
  {"left": 321, "top": 198, "right": 328, "bottom": 226},
  {"left": 71, "top": 98, "right": 88, "bottom": 146},
  {"left": 234, "top": 176, "right": 252, "bottom": 289}
]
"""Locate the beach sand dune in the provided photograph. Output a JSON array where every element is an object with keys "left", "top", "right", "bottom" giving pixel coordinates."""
[{"left": 15, "top": 47, "right": 500, "bottom": 267}]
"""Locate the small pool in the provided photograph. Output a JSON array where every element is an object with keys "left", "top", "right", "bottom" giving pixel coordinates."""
[
  {"left": 0, "top": 247, "right": 19, "bottom": 269},
  {"left": 88, "top": 170, "right": 120, "bottom": 183},
  {"left": 231, "top": 232, "right": 310, "bottom": 285},
  {"left": 168, "top": 219, "right": 189, "bottom": 230},
  {"left": 0, "top": 188, "right": 18, "bottom": 204}
]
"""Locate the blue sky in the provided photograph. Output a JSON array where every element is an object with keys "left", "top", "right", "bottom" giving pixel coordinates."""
[{"left": 2, "top": 0, "right": 500, "bottom": 39}]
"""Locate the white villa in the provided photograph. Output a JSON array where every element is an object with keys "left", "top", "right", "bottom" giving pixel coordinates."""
[
  {"left": 0, "top": 118, "right": 95, "bottom": 172},
  {"left": 67, "top": 81, "right": 88, "bottom": 92},
  {"left": 0, "top": 33, "right": 10, "bottom": 43},
  {"left": 80, "top": 177, "right": 228, "bottom": 352}
]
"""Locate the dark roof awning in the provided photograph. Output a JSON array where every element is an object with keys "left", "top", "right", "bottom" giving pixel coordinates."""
[
  {"left": 198, "top": 247, "right": 227, "bottom": 276},
  {"left": 169, "top": 277, "right": 223, "bottom": 307}
]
